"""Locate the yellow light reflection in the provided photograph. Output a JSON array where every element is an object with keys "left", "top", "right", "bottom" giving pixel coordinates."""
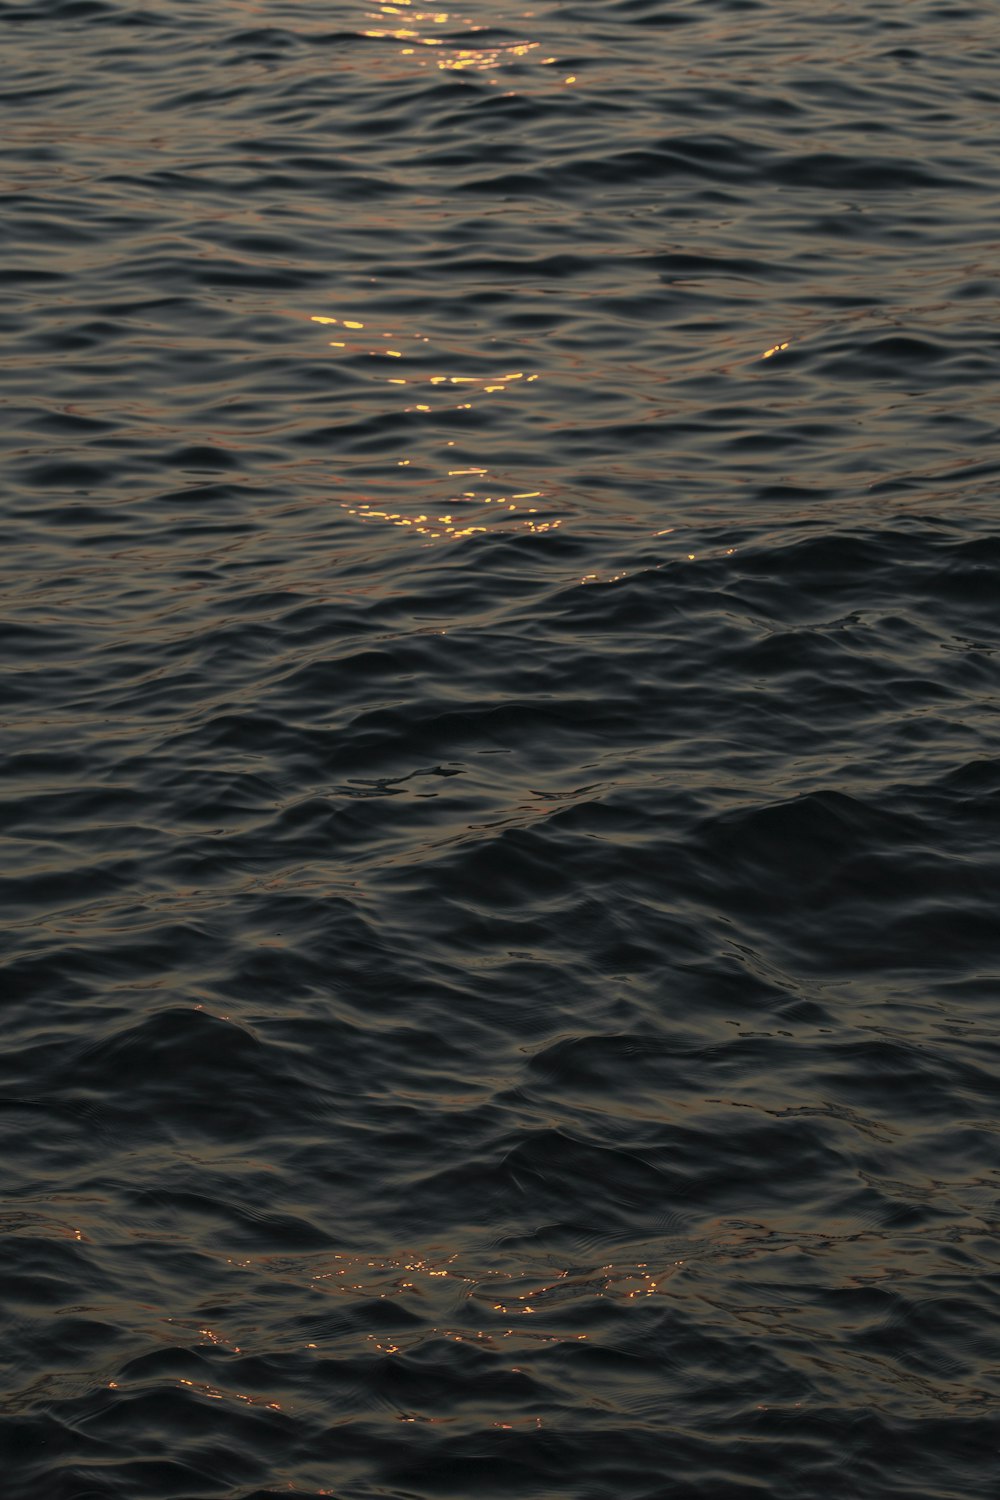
[
  {"left": 303, "top": 309, "right": 552, "bottom": 543},
  {"left": 357, "top": 0, "right": 560, "bottom": 83}
]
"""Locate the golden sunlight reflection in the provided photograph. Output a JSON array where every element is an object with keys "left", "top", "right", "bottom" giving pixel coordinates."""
[
  {"left": 259, "top": 1246, "right": 685, "bottom": 1318},
  {"left": 362, "top": 0, "right": 536, "bottom": 77},
  {"left": 271, "top": 1246, "right": 690, "bottom": 1382},
  {"left": 308, "top": 312, "right": 539, "bottom": 411},
  {"left": 357, "top": 0, "right": 574, "bottom": 87},
  {"left": 339, "top": 492, "right": 560, "bottom": 542},
  {"left": 305, "top": 310, "right": 557, "bottom": 542},
  {"left": 175, "top": 1376, "right": 282, "bottom": 1412}
]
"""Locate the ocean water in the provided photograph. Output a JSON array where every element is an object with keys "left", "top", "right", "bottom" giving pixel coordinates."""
[{"left": 2, "top": 0, "right": 999, "bottom": 1495}]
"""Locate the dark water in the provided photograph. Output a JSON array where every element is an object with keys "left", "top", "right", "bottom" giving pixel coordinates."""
[{"left": 3, "top": 0, "right": 1000, "bottom": 1494}]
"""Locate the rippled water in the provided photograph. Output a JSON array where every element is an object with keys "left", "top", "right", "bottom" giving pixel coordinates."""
[{"left": 3, "top": 0, "right": 1000, "bottom": 1495}]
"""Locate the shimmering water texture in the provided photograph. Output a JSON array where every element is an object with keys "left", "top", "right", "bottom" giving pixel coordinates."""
[{"left": 3, "top": 0, "right": 1000, "bottom": 1496}]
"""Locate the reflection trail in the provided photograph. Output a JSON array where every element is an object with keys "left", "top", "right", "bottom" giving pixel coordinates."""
[{"left": 305, "top": 310, "right": 558, "bottom": 541}]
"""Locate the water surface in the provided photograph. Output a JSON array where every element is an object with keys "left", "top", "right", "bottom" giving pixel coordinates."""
[{"left": 2, "top": 0, "right": 1000, "bottom": 1496}]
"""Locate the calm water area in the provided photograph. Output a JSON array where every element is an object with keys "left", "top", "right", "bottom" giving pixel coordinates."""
[{"left": 2, "top": 0, "right": 1000, "bottom": 1495}]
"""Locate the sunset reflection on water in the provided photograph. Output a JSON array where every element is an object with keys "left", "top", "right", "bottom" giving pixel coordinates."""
[
  {"left": 306, "top": 310, "right": 558, "bottom": 542},
  {"left": 360, "top": 0, "right": 558, "bottom": 83}
]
